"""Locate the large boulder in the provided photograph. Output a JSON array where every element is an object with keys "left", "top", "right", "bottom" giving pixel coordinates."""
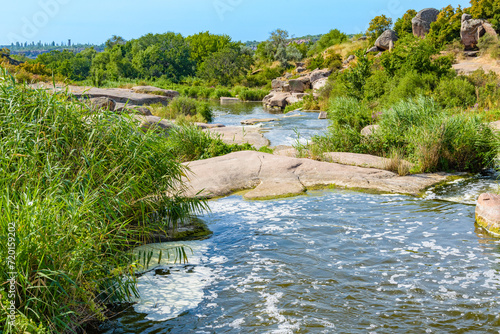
[
  {"left": 375, "top": 30, "right": 398, "bottom": 51},
  {"left": 288, "top": 79, "right": 306, "bottom": 93},
  {"left": 461, "top": 14, "right": 498, "bottom": 50},
  {"left": 88, "top": 97, "right": 116, "bottom": 111},
  {"left": 312, "top": 77, "right": 328, "bottom": 91},
  {"left": 134, "top": 115, "right": 173, "bottom": 136},
  {"left": 412, "top": 8, "right": 440, "bottom": 38},
  {"left": 272, "top": 79, "right": 286, "bottom": 91},
  {"left": 310, "top": 69, "right": 332, "bottom": 84},
  {"left": 263, "top": 92, "right": 290, "bottom": 109},
  {"left": 476, "top": 193, "right": 500, "bottom": 236}
]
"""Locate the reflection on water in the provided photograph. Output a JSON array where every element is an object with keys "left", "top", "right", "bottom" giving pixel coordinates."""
[
  {"left": 210, "top": 102, "right": 328, "bottom": 147},
  {"left": 95, "top": 190, "right": 500, "bottom": 334}
]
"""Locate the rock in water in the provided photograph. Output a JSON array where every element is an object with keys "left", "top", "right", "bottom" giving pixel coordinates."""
[
  {"left": 476, "top": 193, "right": 500, "bottom": 236},
  {"left": 412, "top": 8, "right": 440, "bottom": 38},
  {"left": 318, "top": 111, "right": 327, "bottom": 119},
  {"left": 375, "top": 30, "right": 398, "bottom": 51}
]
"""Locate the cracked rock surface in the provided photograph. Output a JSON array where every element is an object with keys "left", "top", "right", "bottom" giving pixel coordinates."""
[{"left": 181, "top": 151, "right": 451, "bottom": 200}]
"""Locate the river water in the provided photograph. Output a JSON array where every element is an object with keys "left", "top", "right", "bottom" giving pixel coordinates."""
[{"left": 95, "top": 103, "right": 500, "bottom": 334}]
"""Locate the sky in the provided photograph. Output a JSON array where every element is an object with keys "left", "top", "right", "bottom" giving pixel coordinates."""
[{"left": 1, "top": 0, "right": 472, "bottom": 45}]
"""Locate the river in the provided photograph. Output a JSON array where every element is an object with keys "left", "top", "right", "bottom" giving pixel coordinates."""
[{"left": 94, "top": 103, "right": 500, "bottom": 334}]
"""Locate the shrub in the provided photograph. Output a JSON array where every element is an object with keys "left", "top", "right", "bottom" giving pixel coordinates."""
[
  {"left": 166, "top": 125, "right": 253, "bottom": 162},
  {"left": 328, "top": 96, "right": 371, "bottom": 131},
  {"left": 209, "top": 87, "right": 233, "bottom": 100},
  {"left": 237, "top": 87, "right": 269, "bottom": 101},
  {"left": 478, "top": 33, "right": 500, "bottom": 58},
  {"left": 434, "top": 77, "right": 477, "bottom": 108},
  {"left": 307, "top": 50, "right": 342, "bottom": 71},
  {"left": 152, "top": 96, "right": 214, "bottom": 122}
]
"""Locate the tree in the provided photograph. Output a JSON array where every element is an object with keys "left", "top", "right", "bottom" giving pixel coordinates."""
[
  {"left": 187, "top": 31, "right": 233, "bottom": 67},
  {"left": 427, "top": 5, "right": 463, "bottom": 47},
  {"left": 367, "top": 15, "right": 393, "bottom": 42},
  {"left": 470, "top": 0, "right": 500, "bottom": 31},
  {"left": 197, "top": 46, "right": 253, "bottom": 86},
  {"left": 105, "top": 35, "right": 126, "bottom": 49},
  {"left": 394, "top": 9, "right": 417, "bottom": 37}
]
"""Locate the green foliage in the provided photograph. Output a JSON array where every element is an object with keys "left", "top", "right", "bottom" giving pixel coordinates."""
[
  {"left": 197, "top": 47, "right": 253, "bottom": 86},
  {"left": 434, "top": 77, "right": 477, "bottom": 108},
  {"left": 309, "top": 29, "right": 348, "bottom": 55},
  {"left": 186, "top": 31, "right": 234, "bottom": 67},
  {"left": 307, "top": 49, "right": 342, "bottom": 71},
  {"left": 236, "top": 87, "right": 270, "bottom": 101},
  {"left": 166, "top": 126, "right": 254, "bottom": 162},
  {"left": 245, "top": 66, "right": 285, "bottom": 87},
  {"left": 154, "top": 96, "right": 214, "bottom": 122},
  {"left": 427, "top": 5, "right": 463, "bottom": 47},
  {"left": 467, "top": 68, "right": 500, "bottom": 109},
  {"left": 129, "top": 33, "right": 194, "bottom": 82},
  {"left": 35, "top": 48, "right": 96, "bottom": 80},
  {"left": 328, "top": 96, "right": 372, "bottom": 131},
  {"left": 209, "top": 87, "right": 233, "bottom": 100},
  {"left": 0, "top": 75, "right": 207, "bottom": 332},
  {"left": 343, "top": 50, "right": 372, "bottom": 100},
  {"left": 105, "top": 35, "right": 126, "bottom": 49},
  {"left": 366, "top": 15, "right": 393, "bottom": 42},
  {"left": 394, "top": 9, "right": 417, "bottom": 37},
  {"left": 478, "top": 33, "right": 500, "bottom": 58},
  {"left": 470, "top": 0, "right": 500, "bottom": 31},
  {"left": 312, "top": 97, "right": 497, "bottom": 173}
]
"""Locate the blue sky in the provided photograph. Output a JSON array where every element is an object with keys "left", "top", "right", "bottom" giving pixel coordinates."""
[{"left": 1, "top": 0, "right": 471, "bottom": 45}]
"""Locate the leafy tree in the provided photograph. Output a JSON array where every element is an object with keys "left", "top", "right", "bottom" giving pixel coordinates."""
[
  {"left": 130, "top": 33, "right": 195, "bottom": 81},
  {"left": 105, "top": 35, "right": 126, "bottom": 49},
  {"left": 343, "top": 50, "right": 372, "bottom": 100},
  {"left": 197, "top": 46, "right": 253, "bottom": 86},
  {"left": 367, "top": 15, "right": 393, "bottom": 42},
  {"left": 394, "top": 9, "right": 417, "bottom": 37},
  {"left": 427, "top": 5, "right": 463, "bottom": 47},
  {"left": 470, "top": 0, "right": 500, "bottom": 31},
  {"left": 187, "top": 31, "right": 233, "bottom": 67}
]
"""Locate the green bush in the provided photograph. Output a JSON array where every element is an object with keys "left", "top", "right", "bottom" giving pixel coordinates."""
[
  {"left": 209, "top": 87, "right": 233, "bottom": 100},
  {"left": 307, "top": 50, "right": 342, "bottom": 71},
  {"left": 0, "top": 75, "right": 206, "bottom": 332},
  {"left": 312, "top": 97, "right": 497, "bottom": 173},
  {"left": 153, "top": 96, "right": 214, "bottom": 122},
  {"left": 166, "top": 125, "right": 253, "bottom": 162},
  {"left": 238, "top": 87, "right": 270, "bottom": 101},
  {"left": 434, "top": 77, "right": 477, "bottom": 108}
]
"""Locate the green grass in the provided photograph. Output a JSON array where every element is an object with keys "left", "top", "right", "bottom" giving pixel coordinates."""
[
  {"left": 310, "top": 96, "right": 498, "bottom": 173},
  {"left": 0, "top": 69, "right": 208, "bottom": 333},
  {"left": 150, "top": 96, "right": 214, "bottom": 123}
]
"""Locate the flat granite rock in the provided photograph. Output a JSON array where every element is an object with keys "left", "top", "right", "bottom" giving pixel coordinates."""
[
  {"left": 181, "top": 151, "right": 451, "bottom": 200},
  {"left": 323, "top": 152, "right": 414, "bottom": 170},
  {"left": 30, "top": 83, "right": 175, "bottom": 106},
  {"left": 205, "top": 126, "right": 270, "bottom": 149}
]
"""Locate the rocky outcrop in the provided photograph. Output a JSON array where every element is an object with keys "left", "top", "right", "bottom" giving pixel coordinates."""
[
  {"left": 323, "top": 152, "right": 413, "bottom": 170},
  {"left": 204, "top": 127, "right": 270, "bottom": 149},
  {"left": 130, "top": 86, "right": 179, "bottom": 99},
  {"left": 476, "top": 193, "right": 500, "bottom": 236},
  {"left": 181, "top": 151, "right": 452, "bottom": 200},
  {"left": 241, "top": 118, "right": 278, "bottom": 125},
  {"left": 263, "top": 69, "right": 333, "bottom": 109},
  {"left": 344, "top": 55, "right": 356, "bottom": 64},
  {"left": 134, "top": 115, "right": 174, "bottom": 136},
  {"left": 412, "top": 8, "right": 440, "bottom": 38},
  {"left": 88, "top": 97, "right": 116, "bottom": 111},
  {"left": 30, "top": 83, "right": 178, "bottom": 106},
  {"left": 461, "top": 14, "right": 498, "bottom": 50},
  {"left": 375, "top": 30, "right": 399, "bottom": 51},
  {"left": 366, "top": 46, "right": 381, "bottom": 53}
]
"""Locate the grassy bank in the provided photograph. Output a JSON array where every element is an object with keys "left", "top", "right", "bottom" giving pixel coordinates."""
[
  {"left": 0, "top": 68, "right": 256, "bottom": 332},
  {"left": 310, "top": 96, "right": 498, "bottom": 174}
]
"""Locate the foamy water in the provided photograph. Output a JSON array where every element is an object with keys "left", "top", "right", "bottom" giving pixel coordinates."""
[{"left": 95, "top": 189, "right": 500, "bottom": 333}]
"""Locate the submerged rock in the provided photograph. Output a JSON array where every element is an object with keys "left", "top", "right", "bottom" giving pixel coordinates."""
[{"left": 476, "top": 193, "right": 500, "bottom": 236}]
